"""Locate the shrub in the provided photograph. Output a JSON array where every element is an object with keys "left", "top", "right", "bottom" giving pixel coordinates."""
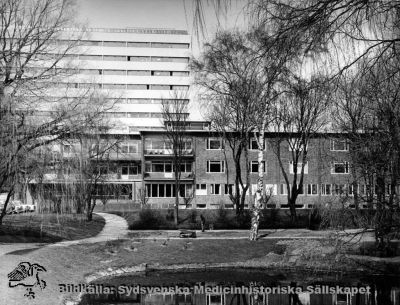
[
  {"left": 165, "top": 208, "right": 174, "bottom": 222},
  {"left": 130, "top": 208, "right": 166, "bottom": 229},
  {"left": 188, "top": 209, "right": 198, "bottom": 223}
]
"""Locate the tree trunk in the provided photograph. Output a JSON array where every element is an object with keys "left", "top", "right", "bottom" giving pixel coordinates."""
[
  {"left": 289, "top": 197, "right": 297, "bottom": 224},
  {"left": 0, "top": 191, "right": 14, "bottom": 226},
  {"left": 174, "top": 179, "right": 179, "bottom": 226},
  {"left": 250, "top": 135, "right": 265, "bottom": 241}
]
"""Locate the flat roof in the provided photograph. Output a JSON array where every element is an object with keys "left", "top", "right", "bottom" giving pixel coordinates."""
[{"left": 62, "top": 27, "right": 189, "bottom": 35}]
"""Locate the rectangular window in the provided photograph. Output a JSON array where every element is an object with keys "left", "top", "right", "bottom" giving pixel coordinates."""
[
  {"left": 210, "top": 184, "right": 221, "bottom": 195},
  {"left": 166, "top": 184, "right": 172, "bottom": 197},
  {"left": 265, "top": 184, "right": 278, "bottom": 196},
  {"left": 152, "top": 71, "right": 170, "bottom": 76},
  {"left": 206, "top": 138, "right": 223, "bottom": 150},
  {"left": 307, "top": 184, "right": 318, "bottom": 195},
  {"left": 103, "top": 69, "right": 126, "bottom": 76},
  {"left": 334, "top": 184, "right": 346, "bottom": 195},
  {"left": 180, "top": 162, "right": 192, "bottom": 173},
  {"left": 207, "top": 161, "right": 225, "bottom": 173},
  {"left": 289, "top": 161, "right": 308, "bottom": 174},
  {"left": 196, "top": 184, "right": 207, "bottom": 196},
  {"left": 331, "top": 161, "right": 349, "bottom": 174},
  {"left": 330, "top": 139, "right": 349, "bottom": 151},
  {"left": 80, "top": 40, "right": 102, "bottom": 46},
  {"left": 79, "top": 69, "right": 102, "bottom": 75},
  {"left": 103, "top": 55, "right": 127, "bottom": 61},
  {"left": 103, "top": 84, "right": 126, "bottom": 90},
  {"left": 249, "top": 138, "right": 265, "bottom": 150},
  {"left": 151, "top": 42, "right": 189, "bottom": 48},
  {"left": 147, "top": 184, "right": 178, "bottom": 198},
  {"left": 171, "top": 85, "right": 189, "bottom": 91},
  {"left": 103, "top": 41, "right": 126, "bottom": 47},
  {"left": 172, "top": 71, "right": 189, "bottom": 76},
  {"left": 128, "top": 56, "right": 150, "bottom": 62},
  {"left": 320, "top": 184, "right": 332, "bottom": 195},
  {"left": 251, "top": 161, "right": 266, "bottom": 173},
  {"left": 127, "top": 70, "right": 151, "bottom": 76},
  {"left": 121, "top": 143, "right": 138, "bottom": 154},
  {"left": 280, "top": 184, "right": 288, "bottom": 195},
  {"left": 127, "top": 84, "right": 148, "bottom": 90},
  {"left": 121, "top": 165, "right": 138, "bottom": 176},
  {"left": 225, "top": 184, "right": 234, "bottom": 195},
  {"left": 151, "top": 57, "right": 189, "bottom": 63},
  {"left": 127, "top": 42, "right": 151, "bottom": 48},
  {"left": 151, "top": 85, "right": 170, "bottom": 90}
]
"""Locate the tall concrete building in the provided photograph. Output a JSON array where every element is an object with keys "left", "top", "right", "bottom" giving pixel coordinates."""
[{"left": 56, "top": 27, "right": 192, "bottom": 133}]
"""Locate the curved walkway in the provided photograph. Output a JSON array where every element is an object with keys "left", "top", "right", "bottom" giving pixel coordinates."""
[
  {"left": 0, "top": 213, "right": 129, "bottom": 255},
  {"left": 48, "top": 212, "right": 129, "bottom": 247}
]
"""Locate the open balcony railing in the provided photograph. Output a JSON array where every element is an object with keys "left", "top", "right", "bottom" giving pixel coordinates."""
[
  {"left": 144, "top": 149, "right": 194, "bottom": 156},
  {"left": 143, "top": 171, "right": 194, "bottom": 180}
]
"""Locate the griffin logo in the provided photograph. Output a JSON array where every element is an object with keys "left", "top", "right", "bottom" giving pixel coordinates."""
[{"left": 8, "top": 262, "right": 47, "bottom": 299}]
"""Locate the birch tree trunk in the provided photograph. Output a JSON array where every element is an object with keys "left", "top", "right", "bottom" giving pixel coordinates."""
[{"left": 249, "top": 131, "right": 265, "bottom": 240}]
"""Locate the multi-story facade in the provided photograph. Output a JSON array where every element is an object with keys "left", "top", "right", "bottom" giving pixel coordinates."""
[
  {"left": 50, "top": 27, "right": 192, "bottom": 133},
  {"left": 34, "top": 119, "right": 387, "bottom": 210}
]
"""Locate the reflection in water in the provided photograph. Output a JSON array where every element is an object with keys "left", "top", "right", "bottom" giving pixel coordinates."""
[{"left": 80, "top": 270, "right": 400, "bottom": 305}]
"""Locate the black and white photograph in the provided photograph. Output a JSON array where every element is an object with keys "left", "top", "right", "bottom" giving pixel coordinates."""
[{"left": 1, "top": 0, "right": 400, "bottom": 304}]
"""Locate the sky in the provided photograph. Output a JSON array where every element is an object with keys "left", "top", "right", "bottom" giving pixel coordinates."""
[{"left": 76, "top": 0, "right": 249, "bottom": 50}]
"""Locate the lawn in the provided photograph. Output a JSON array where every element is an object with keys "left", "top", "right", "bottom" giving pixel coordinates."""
[{"left": 0, "top": 213, "right": 105, "bottom": 243}]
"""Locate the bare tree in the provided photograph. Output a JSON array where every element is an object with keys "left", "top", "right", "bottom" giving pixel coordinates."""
[
  {"left": 57, "top": 129, "right": 121, "bottom": 221},
  {"left": 0, "top": 0, "right": 116, "bottom": 224},
  {"left": 191, "top": 31, "right": 256, "bottom": 215},
  {"left": 252, "top": 0, "right": 400, "bottom": 76},
  {"left": 269, "top": 75, "right": 330, "bottom": 223},
  {"left": 333, "top": 55, "right": 400, "bottom": 252},
  {"left": 161, "top": 94, "right": 191, "bottom": 226}
]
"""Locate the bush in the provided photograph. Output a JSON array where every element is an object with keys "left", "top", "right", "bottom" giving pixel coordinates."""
[
  {"left": 216, "top": 202, "right": 228, "bottom": 223},
  {"left": 188, "top": 209, "right": 197, "bottom": 224},
  {"left": 130, "top": 208, "right": 166, "bottom": 229},
  {"left": 165, "top": 208, "right": 174, "bottom": 222}
]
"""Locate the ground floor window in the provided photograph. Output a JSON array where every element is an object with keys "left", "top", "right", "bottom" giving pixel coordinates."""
[
  {"left": 307, "top": 184, "right": 318, "bottom": 195},
  {"left": 320, "top": 184, "right": 332, "bottom": 195},
  {"left": 196, "top": 184, "right": 207, "bottom": 196},
  {"left": 145, "top": 183, "right": 193, "bottom": 198},
  {"left": 210, "top": 184, "right": 221, "bottom": 195}
]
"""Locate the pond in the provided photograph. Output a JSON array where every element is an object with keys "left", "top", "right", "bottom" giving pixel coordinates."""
[{"left": 79, "top": 268, "right": 400, "bottom": 305}]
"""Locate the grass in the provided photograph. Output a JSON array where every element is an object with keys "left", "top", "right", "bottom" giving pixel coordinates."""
[{"left": 0, "top": 213, "right": 105, "bottom": 243}]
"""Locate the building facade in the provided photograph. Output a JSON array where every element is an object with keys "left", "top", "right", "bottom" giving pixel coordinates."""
[{"left": 34, "top": 120, "right": 382, "bottom": 211}]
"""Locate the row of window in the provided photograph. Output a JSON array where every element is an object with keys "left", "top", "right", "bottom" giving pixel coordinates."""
[
  {"left": 31, "top": 96, "right": 188, "bottom": 105},
  {"left": 144, "top": 139, "right": 192, "bottom": 151},
  {"left": 205, "top": 160, "right": 349, "bottom": 174},
  {"left": 144, "top": 161, "right": 193, "bottom": 173},
  {"left": 146, "top": 183, "right": 193, "bottom": 198},
  {"left": 65, "top": 54, "right": 189, "bottom": 63},
  {"left": 195, "top": 183, "right": 385, "bottom": 196},
  {"left": 76, "top": 69, "right": 189, "bottom": 77},
  {"left": 208, "top": 138, "right": 349, "bottom": 152},
  {"left": 52, "top": 83, "right": 189, "bottom": 91},
  {"left": 104, "top": 112, "right": 165, "bottom": 119},
  {"left": 68, "top": 40, "right": 189, "bottom": 49}
]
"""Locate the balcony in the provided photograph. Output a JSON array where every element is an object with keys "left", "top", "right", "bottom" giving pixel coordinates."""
[
  {"left": 143, "top": 172, "right": 194, "bottom": 181},
  {"left": 144, "top": 149, "right": 194, "bottom": 157}
]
